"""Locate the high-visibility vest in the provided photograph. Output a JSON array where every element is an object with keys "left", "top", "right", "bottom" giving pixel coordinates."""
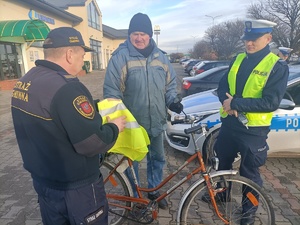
[
  {"left": 220, "top": 52, "right": 279, "bottom": 126},
  {"left": 97, "top": 99, "right": 150, "bottom": 161}
]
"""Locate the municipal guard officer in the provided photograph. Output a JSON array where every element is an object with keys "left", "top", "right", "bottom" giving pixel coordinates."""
[
  {"left": 216, "top": 20, "right": 289, "bottom": 224},
  {"left": 11, "top": 27, "right": 126, "bottom": 225}
]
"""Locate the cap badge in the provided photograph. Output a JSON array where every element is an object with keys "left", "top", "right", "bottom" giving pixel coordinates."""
[
  {"left": 69, "top": 36, "right": 80, "bottom": 43},
  {"left": 245, "top": 21, "right": 252, "bottom": 32}
]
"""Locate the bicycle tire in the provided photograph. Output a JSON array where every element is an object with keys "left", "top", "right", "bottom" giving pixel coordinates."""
[
  {"left": 101, "top": 160, "right": 132, "bottom": 225},
  {"left": 179, "top": 174, "right": 275, "bottom": 225}
]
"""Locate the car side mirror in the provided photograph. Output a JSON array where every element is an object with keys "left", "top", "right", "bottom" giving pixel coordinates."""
[{"left": 279, "top": 99, "right": 295, "bottom": 110}]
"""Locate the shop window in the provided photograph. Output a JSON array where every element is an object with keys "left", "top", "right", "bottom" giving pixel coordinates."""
[{"left": 0, "top": 43, "right": 23, "bottom": 80}]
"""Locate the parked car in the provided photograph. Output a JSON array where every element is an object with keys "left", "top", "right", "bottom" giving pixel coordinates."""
[
  {"left": 165, "top": 73, "right": 300, "bottom": 157},
  {"left": 190, "top": 61, "right": 230, "bottom": 76},
  {"left": 184, "top": 60, "right": 201, "bottom": 74},
  {"left": 181, "top": 59, "right": 196, "bottom": 68},
  {"left": 181, "top": 66, "right": 228, "bottom": 97},
  {"left": 179, "top": 58, "right": 190, "bottom": 64}
]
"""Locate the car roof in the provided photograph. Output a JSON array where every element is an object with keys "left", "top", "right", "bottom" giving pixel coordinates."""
[
  {"left": 183, "top": 65, "right": 229, "bottom": 81},
  {"left": 194, "top": 60, "right": 230, "bottom": 69}
]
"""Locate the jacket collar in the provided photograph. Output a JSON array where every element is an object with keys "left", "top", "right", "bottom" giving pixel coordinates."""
[
  {"left": 126, "top": 38, "right": 159, "bottom": 58},
  {"left": 246, "top": 45, "right": 270, "bottom": 59}
]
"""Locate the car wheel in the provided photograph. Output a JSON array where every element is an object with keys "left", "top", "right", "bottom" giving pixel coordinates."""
[{"left": 203, "top": 129, "right": 241, "bottom": 168}]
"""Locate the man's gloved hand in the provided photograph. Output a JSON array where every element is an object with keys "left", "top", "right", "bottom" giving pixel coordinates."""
[{"left": 169, "top": 102, "right": 183, "bottom": 114}]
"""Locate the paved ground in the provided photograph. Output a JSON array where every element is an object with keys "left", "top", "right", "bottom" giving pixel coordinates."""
[{"left": 0, "top": 65, "right": 300, "bottom": 225}]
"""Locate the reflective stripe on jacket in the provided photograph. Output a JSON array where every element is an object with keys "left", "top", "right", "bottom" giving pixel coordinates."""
[
  {"left": 103, "top": 39, "right": 179, "bottom": 137},
  {"left": 97, "top": 99, "right": 150, "bottom": 161},
  {"left": 220, "top": 52, "right": 279, "bottom": 126}
]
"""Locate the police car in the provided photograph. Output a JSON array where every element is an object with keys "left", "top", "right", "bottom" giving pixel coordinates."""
[{"left": 165, "top": 74, "right": 300, "bottom": 157}]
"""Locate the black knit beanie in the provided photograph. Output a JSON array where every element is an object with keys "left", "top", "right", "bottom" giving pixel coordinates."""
[{"left": 128, "top": 13, "right": 153, "bottom": 37}]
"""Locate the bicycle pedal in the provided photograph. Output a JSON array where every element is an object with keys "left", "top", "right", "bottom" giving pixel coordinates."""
[
  {"left": 149, "top": 201, "right": 159, "bottom": 219},
  {"left": 130, "top": 203, "right": 154, "bottom": 223}
]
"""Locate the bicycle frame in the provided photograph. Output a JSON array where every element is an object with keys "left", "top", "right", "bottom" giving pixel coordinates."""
[
  {"left": 104, "top": 130, "right": 230, "bottom": 223},
  {"left": 104, "top": 150, "right": 205, "bottom": 205}
]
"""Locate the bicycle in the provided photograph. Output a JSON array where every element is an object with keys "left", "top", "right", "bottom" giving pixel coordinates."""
[{"left": 100, "top": 114, "right": 275, "bottom": 225}]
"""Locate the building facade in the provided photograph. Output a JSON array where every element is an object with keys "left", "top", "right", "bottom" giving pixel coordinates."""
[
  {"left": 102, "top": 24, "right": 128, "bottom": 68},
  {"left": 0, "top": 0, "right": 127, "bottom": 90}
]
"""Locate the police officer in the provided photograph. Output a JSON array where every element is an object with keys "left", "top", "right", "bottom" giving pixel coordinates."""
[
  {"left": 278, "top": 46, "right": 293, "bottom": 62},
  {"left": 216, "top": 20, "right": 289, "bottom": 225},
  {"left": 11, "top": 27, "right": 126, "bottom": 225}
]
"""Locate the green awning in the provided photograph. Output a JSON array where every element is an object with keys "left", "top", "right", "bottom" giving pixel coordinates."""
[{"left": 0, "top": 20, "right": 50, "bottom": 43}]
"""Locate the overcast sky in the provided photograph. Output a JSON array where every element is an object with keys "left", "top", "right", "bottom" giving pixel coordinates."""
[{"left": 97, "top": 0, "right": 261, "bottom": 54}]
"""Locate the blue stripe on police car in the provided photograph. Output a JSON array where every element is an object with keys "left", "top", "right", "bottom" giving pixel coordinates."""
[{"left": 270, "top": 114, "right": 299, "bottom": 131}]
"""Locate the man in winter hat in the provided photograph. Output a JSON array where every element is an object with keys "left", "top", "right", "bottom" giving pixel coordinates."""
[{"left": 103, "top": 13, "right": 183, "bottom": 210}]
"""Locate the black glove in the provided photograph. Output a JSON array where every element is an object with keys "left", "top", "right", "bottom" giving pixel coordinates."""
[{"left": 169, "top": 102, "right": 183, "bottom": 114}]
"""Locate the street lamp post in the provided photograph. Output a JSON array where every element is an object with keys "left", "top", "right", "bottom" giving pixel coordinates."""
[
  {"left": 205, "top": 15, "right": 222, "bottom": 26},
  {"left": 154, "top": 25, "right": 160, "bottom": 47}
]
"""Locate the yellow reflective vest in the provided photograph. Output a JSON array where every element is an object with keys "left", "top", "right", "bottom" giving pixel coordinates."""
[
  {"left": 220, "top": 52, "right": 279, "bottom": 126},
  {"left": 97, "top": 99, "right": 150, "bottom": 161}
]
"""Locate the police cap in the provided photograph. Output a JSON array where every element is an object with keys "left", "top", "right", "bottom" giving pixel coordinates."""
[
  {"left": 278, "top": 47, "right": 293, "bottom": 56},
  {"left": 241, "top": 19, "right": 277, "bottom": 41}
]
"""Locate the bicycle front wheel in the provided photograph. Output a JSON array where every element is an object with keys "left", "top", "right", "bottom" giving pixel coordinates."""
[
  {"left": 180, "top": 174, "right": 275, "bottom": 225},
  {"left": 101, "top": 160, "right": 132, "bottom": 225}
]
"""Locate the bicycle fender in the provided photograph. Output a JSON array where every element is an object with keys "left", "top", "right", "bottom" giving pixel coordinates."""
[{"left": 176, "top": 170, "right": 238, "bottom": 224}]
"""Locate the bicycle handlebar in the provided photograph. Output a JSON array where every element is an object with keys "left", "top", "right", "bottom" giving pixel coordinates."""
[
  {"left": 171, "top": 119, "right": 185, "bottom": 125},
  {"left": 184, "top": 123, "right": 208, "bottom": 135},
  {"left": 171, "top": 112, "right": 209, "bottom": 135}
]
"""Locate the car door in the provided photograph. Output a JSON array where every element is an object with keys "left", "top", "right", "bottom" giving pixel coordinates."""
[
  {"left": 268, "top": 79, "right": 300, "bottom": 154},
  {"left": 268, "top": 105, "right": 300, "bottom": 154}
]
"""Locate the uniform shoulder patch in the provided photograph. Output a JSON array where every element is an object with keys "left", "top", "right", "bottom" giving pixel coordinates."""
[{"left": 73, "top": 95, "right": 95, "bottom": 119}]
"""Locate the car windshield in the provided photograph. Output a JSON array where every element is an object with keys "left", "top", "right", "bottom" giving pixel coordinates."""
[
  {"left": 194, "top": 69, "right": 212, "bottom": 79},
  {"left": 288, "top": 66, "right": 300, "bottom": 81},
  {"left": 193, "top": 66, "right": 227, "bottom": 79},
  {"left": 288, "top": 72, "right": 300, "bottom": 81}
]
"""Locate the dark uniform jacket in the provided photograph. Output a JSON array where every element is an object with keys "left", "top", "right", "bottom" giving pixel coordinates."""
[
  {"left": 217, "top": 45, "right": 289, "bottom": 136},
  {"left": 11, "top": 60, "right": 119, "bottom": 190}
]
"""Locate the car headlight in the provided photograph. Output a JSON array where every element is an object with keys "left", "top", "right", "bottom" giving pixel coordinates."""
[
  {"left": 173, "top": 112, "right": 218, "bottom": 124},
  {"left": 174, "top": 114, "right": 203, "bottom": 122}
]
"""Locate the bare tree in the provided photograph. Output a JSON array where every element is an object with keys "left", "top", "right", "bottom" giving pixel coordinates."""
[
  {"left": 170, "top": 52, "right": 184, "bottom": 62},
  {"left": 190, "top": 0, "right": 300, "bottom": 59},
  {"left": 204, "top": 20, "right": 245, "bottom": 59},
  {"left": 190, "top": 40, "right": 213, "bottom": 59},
  {"left": 247, "top": 0, "right": 300, "bottom": 53}
]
